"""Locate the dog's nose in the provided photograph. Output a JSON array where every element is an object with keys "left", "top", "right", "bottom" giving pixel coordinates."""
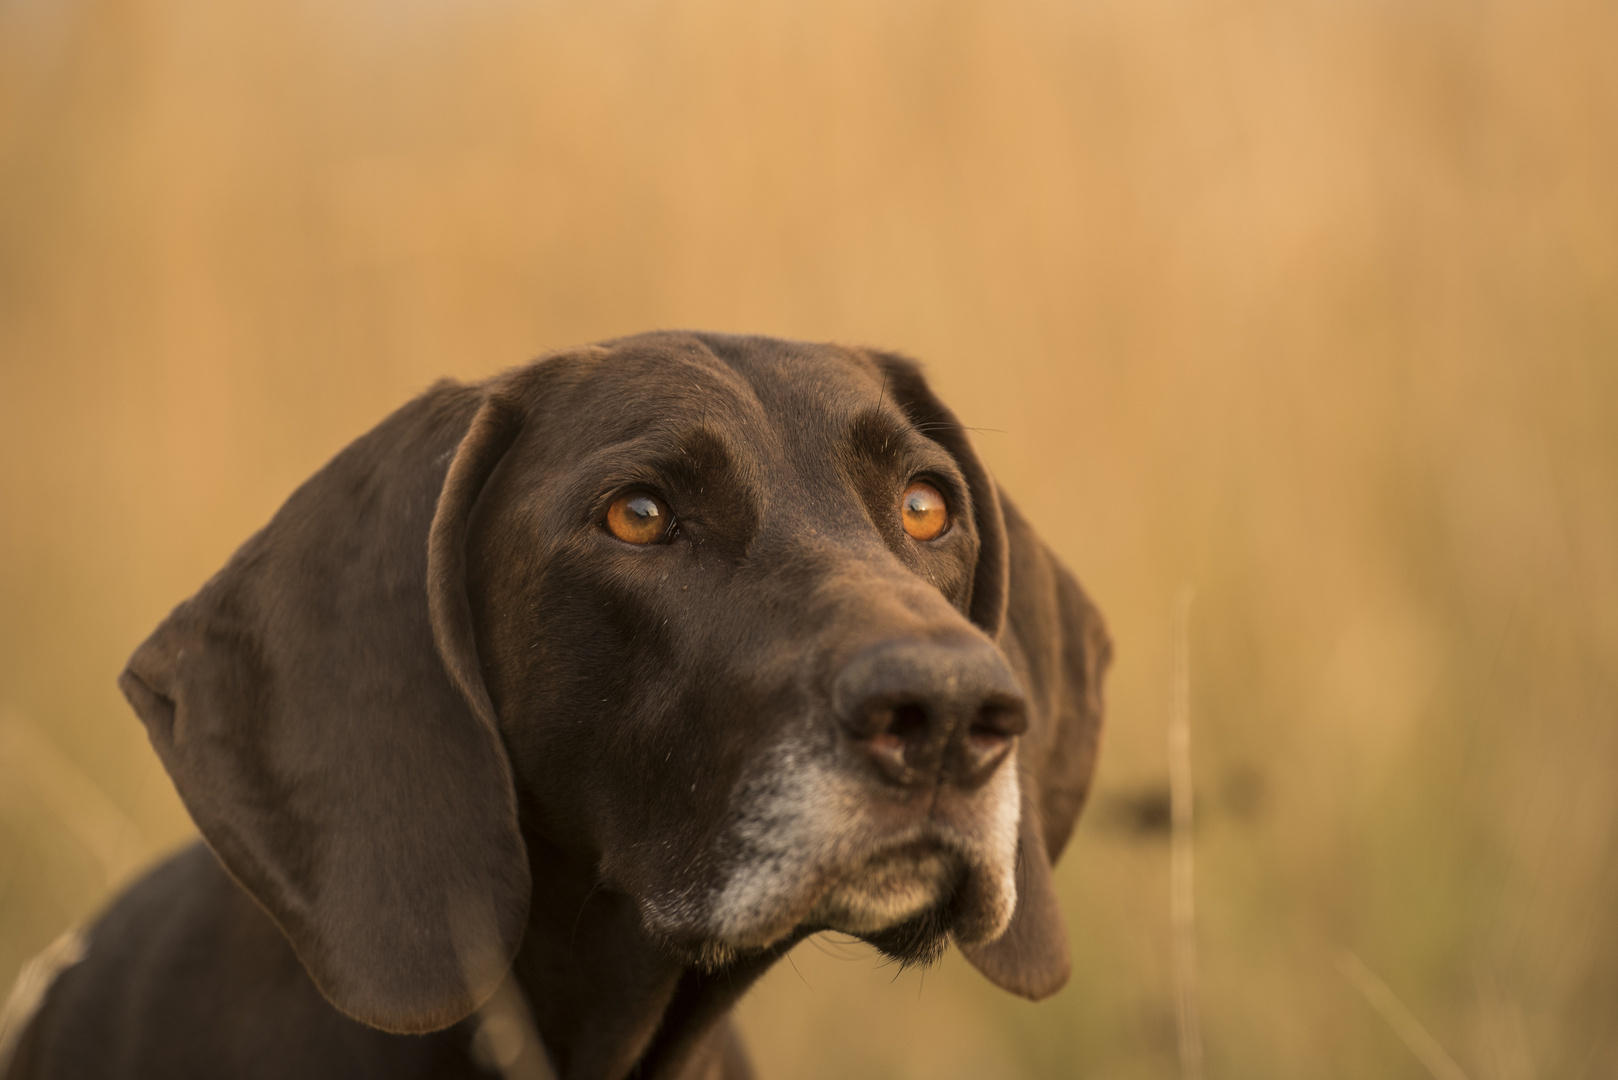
[{"left": 833, "top": 639, "right": 1028, "bottom": 789}]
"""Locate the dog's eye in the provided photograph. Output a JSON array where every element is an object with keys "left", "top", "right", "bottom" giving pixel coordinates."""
[
  {"left": 900, "top": 480, "right": 949, "bottom": 541},
  {"left": 606, "top": 493, "right": 672, "bottom": 545}
]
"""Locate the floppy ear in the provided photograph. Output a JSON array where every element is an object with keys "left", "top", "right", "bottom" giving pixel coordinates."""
[
  {"left": 118, "top": 378, "right": 532, "bottom": 1035},
  {"left": 864, "top": 350, "right": 1111, "bottom": 1001},
  {"left": 957, "top": 495, "right": 1111, "bottom": 999}
]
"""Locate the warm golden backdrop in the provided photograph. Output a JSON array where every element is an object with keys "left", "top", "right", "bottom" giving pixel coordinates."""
[{"left": 2, "top": 0, "right": 1615, "bottom": 1077}]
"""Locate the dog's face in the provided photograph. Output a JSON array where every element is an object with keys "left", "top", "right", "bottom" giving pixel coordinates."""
[
  {"left": 120, "top": 333, "right": 1109, "bottom": 1036},
  {"left": 471, "top": 340, "right": 1021, "bottom": 963}
]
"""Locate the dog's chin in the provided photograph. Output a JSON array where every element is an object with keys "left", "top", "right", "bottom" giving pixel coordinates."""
[
  {"left": 646, "top": 826, "right": 1017, "bottom": 973},
  {"left": 805, "top": 843, "right": 969, "bottom": 970},
  {"left": 658, "top": 844, "right": 968, "bottom": 973},
  {"left": 805, "top": 842, "right": 959, "bottom": 935},
  {"left": 859, "top": 906, "right": 956, "bottom": 969},
  {"left": 809, "top": 840, "right": 1040, "bottom": 971}
]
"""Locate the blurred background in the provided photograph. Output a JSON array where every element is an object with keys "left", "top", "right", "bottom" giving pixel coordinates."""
[{"left": 2, "top": 0, "right": 1615, "bottom": 1076}]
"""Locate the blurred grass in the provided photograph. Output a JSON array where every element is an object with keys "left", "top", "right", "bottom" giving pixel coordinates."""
[{"left": 1, "top": 0, "right": 1615, "bottom": 1076}]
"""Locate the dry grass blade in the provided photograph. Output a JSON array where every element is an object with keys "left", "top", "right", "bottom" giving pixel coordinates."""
[
  {"left": 453, "top": 896, "right": 557, "bottom": 1080},
  {"left": 1169, "top": 588, "right": 1203, "bottom": 1080},
  {"left": 470, "top": 977, "right": 558, "bottom": 1080},
  {"left": 0, "top": 709, "right": 147, "bottom": 888},
  {"left": 1336, "top": 950, "right": 1472, "bottom": 1080}
]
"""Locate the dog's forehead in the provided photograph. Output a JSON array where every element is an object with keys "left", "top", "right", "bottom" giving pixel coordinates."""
[{"left": 567, "top": 333, "right": 888, "bottom": 442}]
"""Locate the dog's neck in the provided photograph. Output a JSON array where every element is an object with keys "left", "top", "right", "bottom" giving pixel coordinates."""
[{"left": 510, "top": 832, "right": 790, "bottom": 1080}]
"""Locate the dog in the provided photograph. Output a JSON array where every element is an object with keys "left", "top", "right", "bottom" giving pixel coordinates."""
[{"left": 2, "top": 332, "right": 1110, "bottom": 1080}]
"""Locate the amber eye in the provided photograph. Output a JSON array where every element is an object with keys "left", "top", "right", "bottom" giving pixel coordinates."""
[
  {"left": 606, "top": 493, "right": 672, "bottom": 545},
  {"left": 901, "top": 480, "right": 949, "bottom": 541}
]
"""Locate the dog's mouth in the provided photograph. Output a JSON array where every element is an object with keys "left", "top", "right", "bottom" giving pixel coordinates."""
[
  {"left": 643, "top": 822, "right": 1015, "bottom": 969},
  {"left": 806, "top": 839, "right": 960, "bottom": 934},
  {"left": 636, "top": 734, "right": 1023, "bottom": 969},
  {"left": 804, "top": 839, "right": 970, "bottom": 968},
  {"left": 648, "top": 837, "right": 983, "bottom": 972}
]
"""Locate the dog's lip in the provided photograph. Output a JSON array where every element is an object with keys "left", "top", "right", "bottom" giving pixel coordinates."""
[
  {"left": 829, "top": 819, "right": 977, "bottom": 873},
  {"left": 824, "top": 834, "right": 961, "bottom": 885},
  {"left": 802, "top": 839, "right": 962, "bottom": 935},
  {"left": 735, "top": 827, "right": 983, "bottom": 944},
  {"left": 645, "top": 735, "right": 1023, "bottom": 955}
]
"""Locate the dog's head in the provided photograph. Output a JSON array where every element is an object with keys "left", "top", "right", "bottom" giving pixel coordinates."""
[{"left": 120, "top": 333, "right": 1110, "bottom": 1035}]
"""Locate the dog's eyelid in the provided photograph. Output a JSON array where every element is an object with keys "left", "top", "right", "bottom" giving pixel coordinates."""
[
  {"left": 587, "top": 479, "right": 668, "bottom": 518},
  {"left": 905, "top": 468, "right": 953, "bottom": 490},
  {"left": 906, "top": 468, "right": 968, "bottom": 513}
]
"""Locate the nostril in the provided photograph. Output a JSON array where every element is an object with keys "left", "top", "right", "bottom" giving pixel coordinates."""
[
  {"left": 951, "top": 700, "right": 1025, "bottom": 788},
  {"left": 847, "top": 700, "right": 935, "bottom": 784},
  {"left": 972, "top": 699, "right": 1028, "bottom": 740},
  {"left": 846, "top": 700, "right": 931, "bottom": 742},
  {"left": 888, "top": 702, "right": 929, "bottom": 742}
]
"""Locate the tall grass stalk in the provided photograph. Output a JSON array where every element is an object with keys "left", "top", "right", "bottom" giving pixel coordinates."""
[
  {"left": 0, "top": 710, "right": 146, "bottom": 888},
  {"left": 1336, "top": 951, "right": 1471, "bottom": 1080},
  {"left": 1169, "top": 588, "right": 1203, "bottom": 1080}
]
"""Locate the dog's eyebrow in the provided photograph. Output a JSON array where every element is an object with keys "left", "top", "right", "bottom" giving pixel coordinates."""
[
  {"left": 845, "top": 405, "right": 929, "bottom": 466},
  {"left": 569, "top": 422, "right": 763, "bottom": 532},
  {"left": 641, "top": 425, "right": 748, "bottom": 493}
]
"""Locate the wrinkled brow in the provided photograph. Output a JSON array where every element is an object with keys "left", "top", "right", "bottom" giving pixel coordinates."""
[
  {"left": 560, "top": 423, "right": 764, "bottom": 536},
  {"left": 572, "top": 424, "right": 749, "bottom": 491},
  {"left": 845, "top": 405, "right": 931, "bottom": 466},
  {"left": 641, "top": 425, "right": 753, "bottom": 493}
]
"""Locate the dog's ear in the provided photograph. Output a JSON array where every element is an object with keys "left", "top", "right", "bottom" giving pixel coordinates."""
[
  {"left": 958, "top": 496, "right": 1110, "bottom": 999},
  {"left": 862, "top": 350, "right": 1110, "bottom": 1001},
  {"left": 119, "top": 378, "right": 532, "bottom": 1035}
]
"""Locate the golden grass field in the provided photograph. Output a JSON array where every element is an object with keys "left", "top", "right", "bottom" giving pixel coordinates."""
[{"left": 2, "top": 0, "right": 1615, "bottom": 1076}]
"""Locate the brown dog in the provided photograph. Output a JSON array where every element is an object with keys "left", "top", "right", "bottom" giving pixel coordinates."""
[{"left": 3, "top": 332, "right": 1109, "bottom": 1080}]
